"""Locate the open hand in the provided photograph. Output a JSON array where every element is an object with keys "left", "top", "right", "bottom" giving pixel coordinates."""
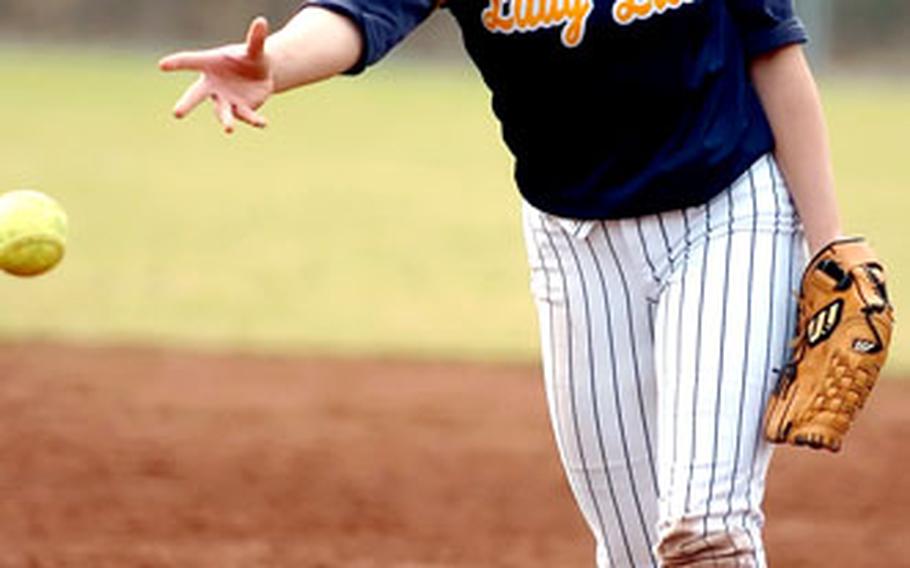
[{"left": 159, "top": 17, "right": 274, "bottom": 133}]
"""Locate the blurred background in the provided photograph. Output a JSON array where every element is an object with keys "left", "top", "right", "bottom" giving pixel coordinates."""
[
  {"left": 0, "top": 0, "right": 907, "bottom": 366},
  {"left": 0, "top": 0, "right": 908, "bottom": 64}
]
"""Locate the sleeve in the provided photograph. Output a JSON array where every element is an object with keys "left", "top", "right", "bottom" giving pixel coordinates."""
[
  {"left": 726, "top": 0, "right": 809, "bottom": 58},
  {"left": 300, "top": 0, "right": 438, "bottom": 74}
]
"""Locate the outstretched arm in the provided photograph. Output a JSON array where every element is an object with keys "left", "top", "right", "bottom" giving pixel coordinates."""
[
  {"left": 159, "top": 9, "right": 362, "bottom": 133},
  {"left": 750, "top": 45, "right": 843, "bottom": 255}
]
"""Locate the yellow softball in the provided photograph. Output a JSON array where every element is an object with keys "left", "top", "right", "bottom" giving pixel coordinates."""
[{"left": 0, "top": 189, "right": 68, "bottom": 277}]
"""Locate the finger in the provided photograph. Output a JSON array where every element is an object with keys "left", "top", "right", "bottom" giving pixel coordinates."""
[
  {"left": 246, "top": 16, "right": 270, "bottom": 59},
  {"left": 173, "top": 78, "right": 209, "bottom": 119},
  {"left": 213, "top": 95, "right": 235, "bottom": 134},
  {"left": 159, "top": 50, "right": 216, "bottom": 72},
  {"left": 234, "top": 104, "right": 268, "bottom": 129}
]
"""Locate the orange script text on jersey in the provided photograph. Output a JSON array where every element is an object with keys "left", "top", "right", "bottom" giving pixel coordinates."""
[{"left": 481, "top": 0, "right": 595, "bottom": 48}]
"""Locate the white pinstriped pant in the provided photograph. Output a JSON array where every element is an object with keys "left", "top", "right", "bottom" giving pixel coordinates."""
[{"left": 522, "top": 155, "right": 806, "bottom": 567}]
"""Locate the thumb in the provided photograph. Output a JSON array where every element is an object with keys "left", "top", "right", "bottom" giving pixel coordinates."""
[{"left": 246, "top": 16, "right": 270, "bottom": 59}]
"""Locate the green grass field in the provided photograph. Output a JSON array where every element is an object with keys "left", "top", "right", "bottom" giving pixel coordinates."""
[{"left": 0, "top": 47, "right": 907, "bottom": 371}]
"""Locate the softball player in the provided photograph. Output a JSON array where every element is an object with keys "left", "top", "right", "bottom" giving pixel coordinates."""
[{"left": 161, "top": 1, "right": 844, "bottom": 565}]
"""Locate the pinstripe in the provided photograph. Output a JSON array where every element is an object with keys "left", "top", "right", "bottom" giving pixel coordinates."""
[
  {"left": 668, "top": 208, "right": 692, "bottom": 514},
  {"left": 527, "top": 211, "right": 560, "bottom": 433},
  {"left": 637, "top": 217, "right": 661, "bottom": 286},
  {"left": 656, "top": 209, "right": 676, "bottom": 357},
  {"left": 588, "top": 227, "right": 657, "bottom": 564},
  {"left": 528, "top": 210, "right": 569, "bottom": 499},
  {"left": 528, "top": 210, "right": 561, "bottom": 433},
  {"left": 724, "top": 168, "right": 760, "bottom": 562},
  {"left": 539, "top": 218, "right": 613, "bottom": 559},
  {"left": 684, "top": 203, "right": 711, "bottom": 512},
  {"left": 654, "top": 266, "right": 675, "bottom": 513},
  {"left": 782, "top": 231, "right": 800, "bottom": 369},
  {"left": 703, "top": 187, "right": 736, "bottom": 538},
  {"left": 602, "top": 223, "right": 659, "bottom": 497},
  {"left": 637, "top": 218, "right": 661, "bottom": 344},
  {"left": 789, "top": 234, "right": 800, "bottom": 327},
  {"left": 646, "top": 300, "right": 657, "bottom": 346},
  {"left": 746, "top": 157, "right": 784, "bottom": 519},
  {"left": 656, "top": 213, "right": 673, "bottom": 267},
  {"left": 561, "top": 227, "right": 630, "bottom": 567}
]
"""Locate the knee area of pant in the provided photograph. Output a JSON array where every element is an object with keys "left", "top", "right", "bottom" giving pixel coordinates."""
[{"left": 656, "top": 519, "right": 757, "bottom": 567}]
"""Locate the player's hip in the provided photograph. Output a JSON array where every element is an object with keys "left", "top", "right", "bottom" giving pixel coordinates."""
[{"left": 521, "top": 153, "right": 805, "bottom": 300}]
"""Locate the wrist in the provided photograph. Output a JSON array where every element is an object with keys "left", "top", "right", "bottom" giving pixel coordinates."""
[
  {"left": 807, "top": 231, "right": 847, "bottom": 257},
  {"left": 263, "top": 35, "right": 287, "bottom": 93}
]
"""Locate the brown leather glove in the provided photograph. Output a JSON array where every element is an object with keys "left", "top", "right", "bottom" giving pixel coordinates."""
[{"left": 765, "top": 237, "right": 894, "bottom": 452}]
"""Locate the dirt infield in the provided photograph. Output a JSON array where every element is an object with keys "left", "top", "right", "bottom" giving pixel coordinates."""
[{"left": 0, "top": 342, "right": 906, "bottom": 567}]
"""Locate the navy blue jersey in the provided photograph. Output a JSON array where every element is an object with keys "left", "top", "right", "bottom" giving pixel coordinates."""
[{"left": 303, "top": 0, "right": 807, "bottom": 219}]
